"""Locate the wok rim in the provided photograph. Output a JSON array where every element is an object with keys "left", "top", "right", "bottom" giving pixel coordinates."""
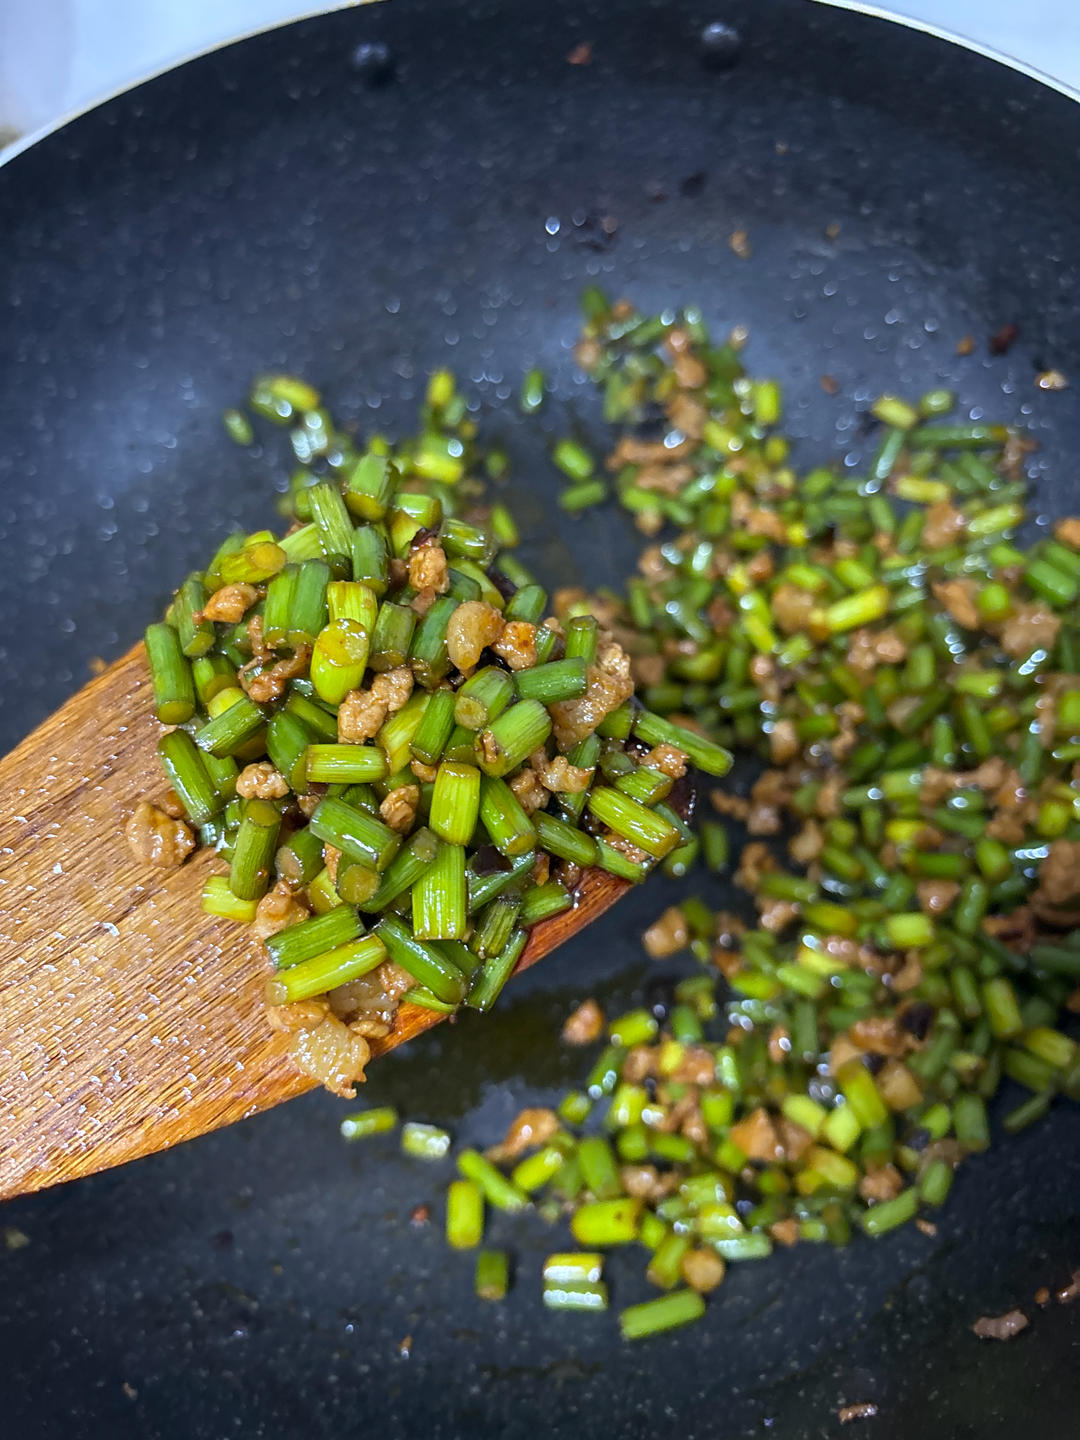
[{"left": 1, "top": 0, "right": 1077, "bottom": 173}]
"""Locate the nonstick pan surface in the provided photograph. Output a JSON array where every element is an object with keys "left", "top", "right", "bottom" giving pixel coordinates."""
[{"left": 2, "top": 1, "right": 1080, "bottom": 1436}]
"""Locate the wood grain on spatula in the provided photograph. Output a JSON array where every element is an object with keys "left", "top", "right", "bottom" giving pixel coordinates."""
[{"left": 0, "top": 644, "right": 630, "bottom": 1201}]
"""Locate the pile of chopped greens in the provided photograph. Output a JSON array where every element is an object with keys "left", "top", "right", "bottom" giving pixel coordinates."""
[
  {"left": 351, "top": 292, "right": 1080, "bottom": 1339},
  {"left": 141, "top": 366, "right": 728, "bottom": 1098},
  {"left": 146, "top": 287, "right": 1080, "bottom": 1339}
]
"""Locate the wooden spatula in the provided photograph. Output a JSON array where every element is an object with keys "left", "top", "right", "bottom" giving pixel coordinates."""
[{"left": 0, "top": 644, "right": 632, "bottom": 1202}]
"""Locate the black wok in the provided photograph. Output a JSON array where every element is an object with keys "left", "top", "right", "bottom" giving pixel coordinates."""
[{"left": 2, "top": 1, "right": 1080, "bottom": 1435}]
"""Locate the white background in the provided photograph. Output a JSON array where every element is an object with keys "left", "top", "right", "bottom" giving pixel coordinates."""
[{"left": 0, "top": 0, "right": 1077, "bottom": 152}]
